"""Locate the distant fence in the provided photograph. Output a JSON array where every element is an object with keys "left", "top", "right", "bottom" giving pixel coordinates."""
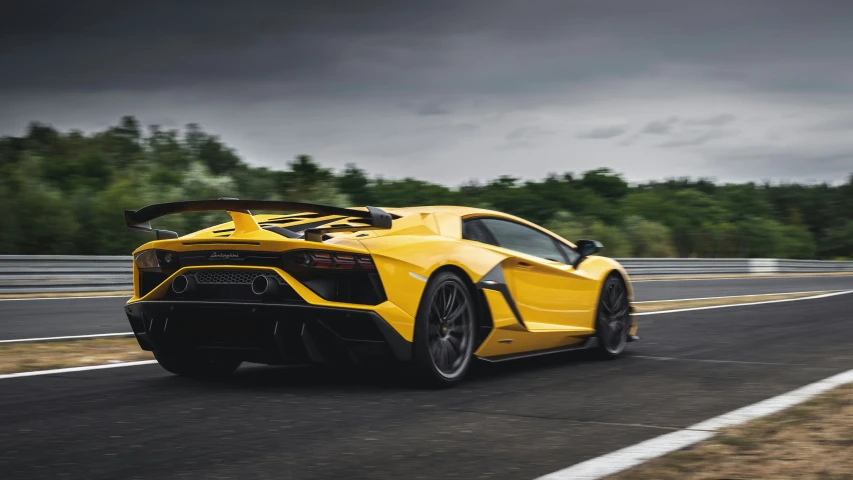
[
  {"left": 1, "top": 255, "right": 852, "bottom": 295},
  {"left": 615, "top": 258, "right": 853, "bottom": 277}
]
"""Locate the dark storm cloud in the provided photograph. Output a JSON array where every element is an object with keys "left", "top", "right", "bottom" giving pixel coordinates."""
[
  {"left": 2, "top": 0, "right": 852, "bottom": 185},
  {"left": 411, "top": 101, "right": 452, "bottom": 116},
  {"left": 703, "top": 145, "right": 853, "bottom": 182},
  {"left": 505, "top": 126, "right": 554, "bottom": 141},
  {"left": 637, "top": 114, "right": 739, "bottom": 148},
  {"left": 3, "top": 0, "right": 853, "bottom": 100},
  {"left": 641, "top": 114, "right": 737, "bottom": 136},
  {"left": 641, "top": 117, "right": 679, "bottom": 135},
  {"left": 575, "top": 125, "right": 628, "bottom": 139},
  {"left": 807, "top": 116, "right": 853, "bottom": 132},
  {"left": 659, "top": 129, "right": 733, "bottom": 148},
  {"left": 683, "top": 114, "right": 737, "bottom": 127}
]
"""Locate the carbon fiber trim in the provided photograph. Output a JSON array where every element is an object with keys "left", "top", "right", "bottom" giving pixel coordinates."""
[{"left": 475, "top": 263, "right": 526, "bottom": 328}]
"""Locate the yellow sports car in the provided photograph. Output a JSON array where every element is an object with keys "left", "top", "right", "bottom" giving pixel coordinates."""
[{"left": 124, "top": 199, "right": 637, "bottom": 387}]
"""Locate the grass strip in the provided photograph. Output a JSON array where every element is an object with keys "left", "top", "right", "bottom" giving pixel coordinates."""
[
  {"left": 632, "top": 271, "right": 853, "bottom": 281},
  {"left": 0, "top": 291, "right": 132, "bottom": 299},
  {"left": 0, "top": 337, "right": 152, "bottom": 374},
  {"left": 610, "top": 382, "right": 853, "bottom": 480}
]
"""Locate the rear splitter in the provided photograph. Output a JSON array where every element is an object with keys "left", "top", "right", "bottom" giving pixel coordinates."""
[{"left": 124, "top": 300, "right": 412, "bottom": 365}]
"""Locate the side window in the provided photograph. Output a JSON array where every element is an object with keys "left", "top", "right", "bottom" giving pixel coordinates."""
[
  {"left": 479, "top": 218, "right": 565, "bottom": 263},
  {"left": 461, "top": 219, "right": 499, "bottom": 246}
]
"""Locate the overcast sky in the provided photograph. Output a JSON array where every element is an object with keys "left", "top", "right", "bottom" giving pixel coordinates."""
[{"left": 2, "top": 0, "right": 852, "bottom": 185}]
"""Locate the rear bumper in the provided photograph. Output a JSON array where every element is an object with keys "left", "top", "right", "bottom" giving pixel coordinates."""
[{"left": 124, "top": 300, "right": 412, "bottom": 365}]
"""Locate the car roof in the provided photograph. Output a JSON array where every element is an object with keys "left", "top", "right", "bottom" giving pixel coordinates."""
[
  {"left": 378, "top": 205, "right": 575, "bottom": 246},
  {"left": 381, "top": 205, "right": 510, "bottom": 218}
]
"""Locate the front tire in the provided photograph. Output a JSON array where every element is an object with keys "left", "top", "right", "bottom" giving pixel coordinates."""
[
  {"left": 412, "top": 271, "right": 476, "bottom": 388},
  {"left": 595, "top": 274, "right": 631, "bottom": 358},
  {"left": 153, "top": 349, "right": 242, "bottom": 379}
]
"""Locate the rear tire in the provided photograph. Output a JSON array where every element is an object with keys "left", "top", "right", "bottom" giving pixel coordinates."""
[
  {"left": 411, "top": 271, "right": 476, "bottom": 388},
  {"left": 594, "top": 274, "right": 631, "bottom": 358},
  {"left": 153, "top": 349, "right": 242, "bottom": 379}
]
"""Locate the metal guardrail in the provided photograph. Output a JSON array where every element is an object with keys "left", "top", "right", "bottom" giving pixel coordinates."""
[
  {"left": 616, "top": 258, "right": 753, "bottom": 276},
  {"left": 615, "top": 258, "right": 853, "bottom": 277},
  {"left": 0, "top": 256, "right": 134, "bottom": 294},
  {"left": 0, "top": 255, "right": 852, "bottom": 295}
]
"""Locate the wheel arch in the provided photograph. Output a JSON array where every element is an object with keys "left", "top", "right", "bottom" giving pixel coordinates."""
[
  {"left": 598, "top": 267, "right": 638, "bottom": 341},
  {"left": 427, "top": 264, "right": 494, "bottom": 352},
  {"left": 607, "top": 268, "right": 629, "bottom": 290},
  {"left": 578, "top": 256, "right": 635, "bottom": 305}
]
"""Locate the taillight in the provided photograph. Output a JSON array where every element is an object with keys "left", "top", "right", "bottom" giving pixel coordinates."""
[
  {"left": 134, "top": 249, "right": 180, "bottom": 272},
  {"left": 291, "top": 250, "right": 375, "bottom": 270},
  {"left": 309, "top": 251, "right": 334, "bottom": 268},
  {"left": 355, "top": 255, "right": 375, "bottom": 270},
  {"left": 332, "top": 253, "right": 356, "bottom": 270}
]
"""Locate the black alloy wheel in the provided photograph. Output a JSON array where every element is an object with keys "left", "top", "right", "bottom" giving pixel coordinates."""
[
  {"left": 412, "top": 271, "right": 476, "bottom": 387},
  {"left": 596, "top": 274, "right": 631, "bottom": 357}
]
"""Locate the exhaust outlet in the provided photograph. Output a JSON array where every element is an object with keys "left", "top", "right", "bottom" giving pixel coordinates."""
[
  {"left": 171, "top": 274, "right": 196, "bottom": 294},
  {"left": 251, "top": 275, "right": 279, "bottom": 296}
]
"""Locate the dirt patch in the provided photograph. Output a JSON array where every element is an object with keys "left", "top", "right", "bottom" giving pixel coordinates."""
[
  {"left": 634, "top": 291, "right": 837, "bottom": 313},
  {"left": 609, "top": 382, "right": 853, "bottom": 479},
  {"left": 0, "top": 337, "right": 153, "bottom": 374}
]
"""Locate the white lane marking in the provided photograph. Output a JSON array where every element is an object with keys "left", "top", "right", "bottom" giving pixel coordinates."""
[
  {"left": 536, "top": 367, "right": 853, "bottom": 480},
  {"left": 0, "top": 332, "right": 135, "bottom": 344},
  {"left": 631, "top": 355, "right": 812, "bottom": 368},
  {"left": 2, "top": 291, "right": 844, "bottom": 340},
  {"left": 635, "top": 290, "right": 853, "bottom": 316},
  {"left": 3, "top": 291, "right": 850, "bottom": 344},
  {"left": 0, "top": 295, "right": 132, "bottom": 302},
  {"left": 631, "top": 274, "right": 853, "bottom": 283},
  {"left": 634, "top": 289, "right": 833, "bottom": 304},
  {"left": 0, "top": 360, "right": 158, "bottom": 380}
]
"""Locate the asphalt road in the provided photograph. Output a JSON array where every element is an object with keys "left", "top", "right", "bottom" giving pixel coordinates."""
[
  {"left": 631, "top": 274, "right": 853, "bottom": 301},
  {"left": 1, "top": 293, "right": 852, "bottom": 480},
  {"left": 1, "top": 275, "right": 852, "bottom": 341},
  {"left": 0, "top": 296, "right": 130, "bottom": 340}
]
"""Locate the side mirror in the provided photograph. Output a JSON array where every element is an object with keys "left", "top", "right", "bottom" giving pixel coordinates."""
[{"left": 575, "top": 239, "right": 603, "bottom": 262}]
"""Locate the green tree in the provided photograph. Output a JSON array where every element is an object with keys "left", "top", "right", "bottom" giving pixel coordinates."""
[
  {"left": 544, "top": 211, "right": 587, "bottom": 244},
  {"left": 588, "top": 221, "right": 633, "bottom": 258},
  {"left": 820, "top": 220, "right": 853, "bottom": 259},
  {"left": 579, "top": 168, "right": 629, "bottom": 200},
  {"left": 1, "top": 117, "right": 850, "bottom": 258},
  {"left": 623, "top": 216, "right": 676, "bottom": 257},
  {"left": 336, "top": 164, "right": 375, "bottom": 206}
]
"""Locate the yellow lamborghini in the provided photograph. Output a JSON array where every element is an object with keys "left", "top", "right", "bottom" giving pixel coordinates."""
[{"left": 124, "top": 199, "right": 637, "bottom": 387}]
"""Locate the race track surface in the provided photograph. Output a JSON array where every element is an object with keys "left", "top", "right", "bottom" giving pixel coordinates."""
[
  {"left": 632, "top": 274, "right": 853, "bottom": 301},
  {"left": 0, "top": 296, "right": 130, "bottom": 340},
  {"left": 2, "top": 293, "right": 852, "bottom": 480},
  {"left": 2, "top": 275, "right": 852, "bottom": 340}
]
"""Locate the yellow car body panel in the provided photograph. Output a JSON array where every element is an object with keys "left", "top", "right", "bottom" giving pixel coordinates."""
[
  {"left": 474, "top": 289, "right": 588, "bottom": 359},
  {"left": 125, "top": 203, "right": 636, "bottom": 364}
]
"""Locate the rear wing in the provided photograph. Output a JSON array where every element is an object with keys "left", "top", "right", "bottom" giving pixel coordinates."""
[{"left": 124, "top": 199, "right": 395, "bottom": 242}]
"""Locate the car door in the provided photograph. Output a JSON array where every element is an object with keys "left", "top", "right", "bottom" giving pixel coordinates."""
[{"left": 474, "top": 218, "right": 597, "bottom": 332}]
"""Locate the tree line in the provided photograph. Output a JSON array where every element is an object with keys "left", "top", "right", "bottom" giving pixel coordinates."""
[{"left": 1, "top": 116, "right": 851, "bottom": 259}]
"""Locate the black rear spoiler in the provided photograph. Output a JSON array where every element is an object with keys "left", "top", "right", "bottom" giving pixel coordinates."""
[{"left": 124, "top": 199, "right": 395, "bottom": 242}]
